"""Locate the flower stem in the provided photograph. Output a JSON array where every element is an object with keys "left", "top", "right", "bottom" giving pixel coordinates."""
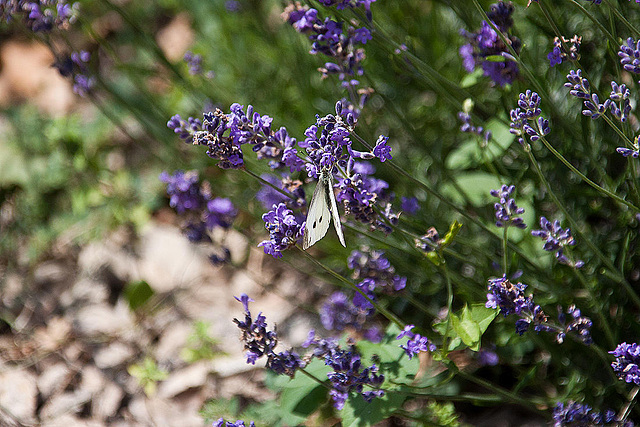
[
  {"left": 455, "top": 369, "right": 546, "bottom": 412},
  {"left": 441, "top": 261, "right": 454, "bottom": 355},
  {"left": 523, "top": 148, "right": 640, "bottom": 309},
  {"left": 537, "top": 135, "right": 640, "bottom": 212},
  {"left": 567, "top": 0, "right": 618, "bottom": 47},
  {"left": 502, "top": 227, "right": 509, "bottom": 277},
  {"left": 618, "top": 386, "right": 640, "bottom": 424},
  {"left": 348, "top": 131, "right": 546, "bottom": 274},
  {"left": 573, "top": 268, "right": 616, "bottom": 348}
]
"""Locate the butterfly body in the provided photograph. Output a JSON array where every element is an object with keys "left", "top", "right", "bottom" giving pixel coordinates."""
[{"left": 303, "top": 169, "right": 346, "bottom": 250}]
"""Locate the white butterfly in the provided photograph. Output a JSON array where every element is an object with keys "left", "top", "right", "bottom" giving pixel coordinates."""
[{"left": 303, "top": 168, "right": 346, "bottom": 250}]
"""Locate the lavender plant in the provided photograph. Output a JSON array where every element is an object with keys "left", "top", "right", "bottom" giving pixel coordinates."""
[{"left": 7, "top": 0, "right": 640, "bottom": 424}]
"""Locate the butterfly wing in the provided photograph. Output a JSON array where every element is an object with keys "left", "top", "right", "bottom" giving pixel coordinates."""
[
  {"left": 303, "top": 172, "right": 332, "bottom": 250},
  {"left": 326, "top": 174, "right": 346, "bottom": 247}
]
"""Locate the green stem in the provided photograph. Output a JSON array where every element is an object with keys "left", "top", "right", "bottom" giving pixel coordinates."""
[
  {"left": 455, "top": 370, "right": 547, "bottom": 412},
  {"left": 502, "top": 227, "right": 509, "bottom": 277},
  {"left": 568, "top": 0, "right": 619, "bottom": 47},
  {"left": 538, "top": 135, "right": 640, "bottom": 212},
  {"left": 573, "top": 268, "right": 616, "bottom": 348},
  {"left": 440, "top": 260, "right": 455, "bottom": 356},
  {"left": 618, "top": 386, "right": 640, "bottom": 424},
  {"left": 603, "top": 0, "right": 640, "bottom": 39},
  {"left": 299, "top": 367, "right": 330, "bottom": 390},
  {"left": 348, "top": 130, "right": 546, "bottom": 273},
  {"left": 242, "top": 169, "right": 293, "bottom": 200},
  {"left": 524, "top": 147, "right": 640, "bottom": 309}
]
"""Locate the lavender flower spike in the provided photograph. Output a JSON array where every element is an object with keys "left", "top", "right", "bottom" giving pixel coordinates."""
[
  {"left": 609, "top": 81, "right": 632, "bottom": 123},
  {"left": 257, "top": 203, "right": 305, "bottom": 258},
  {"left": 552, "top": 401, "right": 606, "bottom": 427},
  {"left": 610, "top": 342, "right": 640, "bottom": 385},
  {"left": 564, "top": 70, "right": 610, "bottom": 119},
  {"left": 486, "top": 275, "right": 550, "bottom": 335},
  {"left": 531, "top": 217, "right": 584, "bottom": 269},
  {"left": 509, "top": 91, "right": 550, "bottom": 145},
  {"left": 619, "top": 37, "right": 640, "bottom": 75},
  {"left": 490, "top": 185, "right": 527, "bottom": 229},
  {"left": 213, "top": 418, "right": 256, "bottom": 427},
  {"left": 396, "top": 325, "right": 436, "bottom": 360},
  {"left": 617, "top": 136, "right": 640, "bottom": 159}
]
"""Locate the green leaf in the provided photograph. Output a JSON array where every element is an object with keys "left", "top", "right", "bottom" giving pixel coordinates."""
[
  {"left": 452, "top": 305, "right": 481, "bottom": 350},
  {"left": 441, "top": 172, "right": 503, "bottom": 206},
  {"left": 358, "top": 323, "right": 418, "bottom": 385},
  {"left": 266, "top": 359, "right": 331, "bottom": 425},
  {"left": 469, "top": 303, "right": 499, "bottom": 334},
  {"left": 435, "top": 304, "right": 498, "bottom": 352},
  {"left": 124, "top": 280, "right": 154, "bottom": 310},
  {"left": 441, "top": 220, "right": 462, "bottom": 248},
  {"left": 485, "top": 54, "right": 507, "bottom": 62},
  {"left": 445, "top": 118, "right": 513, "bottom": 170},
  {"left": 460, "top": 68, "right": 483, "bottom": 88},
  {"left": 340, "top": 390, "right": 406, "bottom": 427}
]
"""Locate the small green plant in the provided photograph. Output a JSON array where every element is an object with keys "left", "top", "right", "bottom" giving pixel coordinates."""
[
  {"left": 128, "top": 357, "right": 169, "bottom": 397},
  {"left": 181, "top": 321, "right": 223, "bottom": 363}
]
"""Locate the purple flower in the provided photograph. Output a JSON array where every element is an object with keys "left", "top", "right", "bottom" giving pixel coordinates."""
[
  {"left": 617, "top": 147, "right": 640, "bottom": 158},
  {"left": 320, "top": 292, "right": 380, "bottom": 341},
  {"left": 486, "top": 275, "right": 533, "bottom": 316},
  {"left": 619, "top": 37, "right": 640, "bottom": 74},
  {"left": 552, "top": 402, "right": 602, "bottom": 427},
  {"left": 459, "top": 44, "right": 476, "bottom": 72},
  {"left": 477, "top": 348, "right": 499, "bottom": 366},
  {"left": 183, "top": 51, "right": 203, "bottom": 75},
  {"left": 233, "top": 294, "right": 304, "bottom": 376},
  {"left": 2, "top": 0, "right": 79, "bottom": 32},
  {"left": 336, "top": 162, "right": 394, "bottom": 231},
  {"left": 489, "top": 185, "right": 527, "bottom": 229},
  {"left": 283, "top": 4, "right": 373, "bottom": 116},
  {"left": 206, "top": 198, "right": 237, "bottom": 229},
  {"left": 166, "top": 114, "right": 203, "bottom": 144},
  {"left": 486, "top": 275, "right": 549, "bottom": 335},
  {"left": 531, "top": 217, "right": 584, "bottom": 268},
  {"left": 565, "top": 69, "right": 610, "bottom": 119},
  {"left": 509, "top": 90, "right": 550, "bottom": 145},
  {"left": 188, "top": 104, "right": 287, "bottom": 169},
  {"left": 401, "top": 197, "right": 419, "bottom": 215},
  {"left": 396, "top": 325, "right": 436, "bottom": 359},
  {"left": 224, "top": 0, "right": 240, "bottom": 12},
  {"left": 348, "top": 248, "right": 407, "bottom": 304},
  {"left": 618, "top": 136, "right": 640, "bottom": 158},
  {"left": 557, "top": 305, "right": 592, "bottom": 345},
  {"left": 160, "top": 170, "right": 237, "bottom": 244},
  {"left": 548, "top": 46, "right": 563, "bottom": 67},
  {"left": 372, "top": 135, "right": 392, "bottom": 162},
  {"left": 302, "top": 112, "right": 352, "bottom": 176},
  {"left": 459, "top": 1, "right": 520, "bottom": 86},
  {"left": 213, "top": 419, "right": 256, "bottom": 427},
  {"left": 160, "top": 170, "right": 205, "bottom": 213},
  {"left": 53, "top": 50, "right": 94, "bottom": 97},
  {"left": 610, "top": 342, "right": 640, "bottom": 385},
  {"left": 353, "top": 28, "right": 372, "bottom": 44},
  {"left": 255, "top": 174, "right": 289, "bottom": 209},
  {"left": 258, "top": 203, "right": 304, "bottom": 258},
  {"left": 415, "top": 227, "right": 440, "bottom": 252},
  {"left": 547, "top": 35, "right": 581, "bottom": 67},
  {"left": 303, "top": 331, "right": 385, "bottom": 409},
  {"left": 610, "top": 81, "right": 632, "bottom": 123},
  {"left": 458, "top": 111, "right": 492, "bottom": 143}
]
